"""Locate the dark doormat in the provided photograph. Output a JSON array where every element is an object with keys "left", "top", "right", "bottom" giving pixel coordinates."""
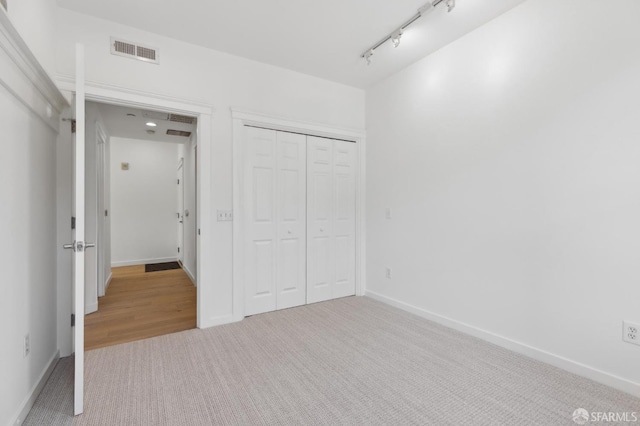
[{"left": 145, "top": 261, "right": 181, "bottom": 272}]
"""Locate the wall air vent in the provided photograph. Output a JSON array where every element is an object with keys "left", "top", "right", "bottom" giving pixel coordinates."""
[
  {"left": 111, "top": 37, "right": 159, "bottom": 64},
  {"left": 167, "top": 130, "right": 192, "bottom": 137},
  {"left": 169, "top": 114, "right": 197, "bottom": 125}
]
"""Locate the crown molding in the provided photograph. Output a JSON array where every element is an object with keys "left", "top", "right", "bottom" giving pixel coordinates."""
[{"left": 0, "top": 7, "right": 68, "bottom": 131}]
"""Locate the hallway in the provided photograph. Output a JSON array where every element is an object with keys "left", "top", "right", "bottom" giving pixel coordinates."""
[{"left": 84, "top": 265, "right": 196, "bottom": 351}]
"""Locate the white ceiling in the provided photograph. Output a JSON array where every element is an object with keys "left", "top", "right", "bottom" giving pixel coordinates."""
[
  {"left": 94, "top": 102, "right": 197, "bottom": 143},
  {"left": 58, "top": 0, "right": 527, "bottom": 88}
]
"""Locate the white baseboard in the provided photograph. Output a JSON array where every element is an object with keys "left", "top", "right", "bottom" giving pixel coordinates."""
[
  {"left": 85, "top": 302, "right": 98, "bottom": 315},
  {"left": 182, "top": 264, "right": 196, "bottom": 287},
  {"left": 366, "top": 290, "right": 640, "bottom": 397},
  {"left": 200, "top": 314, "right": 236, "bottom": 329},
  {"left": 105, "top": 271, "right": 113, "bottom": 291},
  {"left": 11, "top": 350, "right": 60, "bottom": 426},
  {"left": 111, "top": 257, "right": 177, "bottom": 268}
]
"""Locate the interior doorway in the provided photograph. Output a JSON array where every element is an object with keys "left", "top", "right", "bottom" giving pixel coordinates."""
[{"left": 83, "top": 101, "right": 199, "bottom": 350}]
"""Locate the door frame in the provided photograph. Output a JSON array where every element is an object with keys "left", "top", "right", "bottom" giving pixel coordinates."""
[
  {"left": 177, "top": 157, "right": 185, "bottom": 264},
  {"left": 95, "top": 122, "right": 108, "bottom": 298},
  {"left": 231, "top": 108, "right": 366, "bottom": 322},
  {"left": 57, "top": 77, "right": 215, "bottom": 331}
]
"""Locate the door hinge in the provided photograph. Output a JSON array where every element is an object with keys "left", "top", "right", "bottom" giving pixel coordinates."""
[
  {"left": 71, "top": 119, "right": 76, "bottom": 134},
  {"left": 177, "top": 178, "right": 180, "bottom": 185},
  {"left": 177, "top": 247, "right": 180, "bottom": 253},
  {"left": 71, "top": 216, "right": 76, "bottom": 230},
  {"left": 105, "top": 209, "right": 108, "bottom": 217},
  {"left": 71, "top": 314, "right": 75, "bottom": 327}
]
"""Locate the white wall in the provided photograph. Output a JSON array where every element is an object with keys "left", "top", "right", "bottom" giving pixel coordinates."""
[
  {"left": 178, "top": 138, "right": 197, "bottom": 282},
  {"left": 110, "top": 137, "right": 179, "bottom": 266},
  {"left": 366, "top": 0, "right": 640, "bottom": 392},
  {"left": 5, "top": 0, "right": 56, "bottom": 75},
  {"left": 54, "top": 8, "right": 365, "bottom": 324},
  {"left": 0, "top": 82, "right": 58, "bottom": 426}
]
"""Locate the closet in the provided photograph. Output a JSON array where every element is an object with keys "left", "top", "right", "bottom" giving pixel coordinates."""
[{"left": 243, "top": 127, "right": 357, "bottom": 316}]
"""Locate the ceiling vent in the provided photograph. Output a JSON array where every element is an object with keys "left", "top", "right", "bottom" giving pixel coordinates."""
[
  {"left": 169, "top": 114, "right": 197, "bottom": 125},
  {"left": 111, "top": 37, "right": 159, "bottom": 64},
  {"left": 167, "top": 129, "right": 192, "bottom": 137},
  {"left": 142, "top": 110, "right": 169, "bottom": 121}
]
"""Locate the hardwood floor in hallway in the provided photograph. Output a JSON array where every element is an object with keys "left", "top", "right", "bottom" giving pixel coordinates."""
[{"left": 85, "top": 265, "right": 196, "bottom": 351}]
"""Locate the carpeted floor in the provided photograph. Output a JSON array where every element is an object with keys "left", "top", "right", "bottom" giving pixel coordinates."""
[
  {"left": 23, "top": 356, "right": 73, "bottom": 426},
  {"left": 27, "top": 296, "right": 639, "bottom": 425}
]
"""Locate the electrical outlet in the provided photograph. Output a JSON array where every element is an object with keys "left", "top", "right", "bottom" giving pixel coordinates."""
[
  {"left": 385, "top": 267, "right": 392, "bottom": 279},
  {"left": 385, "top": 208, "right": 392, "bottom": 219},
  {"left": 623, "top": 321, "right": 640, "bottom": 345},
  {"left": 23, "top": 334, "right": 30, "bottom": 358}
]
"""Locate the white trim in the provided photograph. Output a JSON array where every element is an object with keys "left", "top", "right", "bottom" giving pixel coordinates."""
[
  {"left": 232, "top": 108, "right": 367, "bottom": 322},
  {"left": 10, "top": 350, "right": 60, "bottom": 426},
  {"left": 57, "top": 75, "right": 213, "bottom": 115},
  {"left": 366, "top": 290, "right": 640, "bottom": 397},
  {"left": 201, "top": 314, "right": 234, "bottom": 329},
  {"left": 183, "top": 263, "right": 197, "bottom": 286},
  {"left": 105, "top": 272, "right": 113, "bottom": 291},
  {"left": 111, "top": 257, "right": 177, "bottom": 268},
  {"left": 54, "top": 78, "right": 214, "bottom": 330},
  {"left": 0, "top": 8, "right": 67, "bottom": 131}
]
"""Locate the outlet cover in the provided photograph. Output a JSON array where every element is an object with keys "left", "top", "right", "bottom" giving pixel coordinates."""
[
  {"left": 217, "top": 210, "right": 233, "bottom": 222},
  {"left": 385, "top": 267, "right": 392, "bottom": 279},
  {"left": 623, "top": 321, "right": 640, "bottom": 346},
  {"left": 23, "top": 334, "right": 30, "bottom": 358}
]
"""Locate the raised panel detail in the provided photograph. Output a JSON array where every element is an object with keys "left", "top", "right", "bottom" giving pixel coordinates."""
[
  {"left": 281, "top": 169, "right": 299, "bottom": 221},
  {"left": 283, "top": 141, "right": 299, "bottom": 159},
  {"left": 335, "top": 174, "right": 354, "bottom": 221},
  {"left": 253, "top": 167, "right": 273, "bottom": 222},
  {"left": 254, "top": 240, "right": 274, "bottom": 296},
  {"left": 311, "top": 236, "right": 330, "bottom": 288},
  {"left": 255, "top": 137, "right": 273, "bottom": 157},
  {"left": 313, "top": 174, "right": 331, "bottom": 221},
  {"left": 335, "top": 235, "right": 350, "bottom": 284},
  {"left": 280, "top": 238, "right": 299, "bottom": 292},
  {"left": 314, "top": 147, "right": 330, "bottom": 164}
]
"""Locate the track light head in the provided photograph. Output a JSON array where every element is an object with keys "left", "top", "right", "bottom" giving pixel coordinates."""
[
  {"left": 364, "top": 49, "right": 374, "bottom": 65},
  {"left": 446, "top": 0, "right": 455, "bottom": 12},
  {"left": 418, "top": 2, "right": 434, "bottom": 16},
  {"left": 391, "top": 29, "right": 403, "bottom": 48}
]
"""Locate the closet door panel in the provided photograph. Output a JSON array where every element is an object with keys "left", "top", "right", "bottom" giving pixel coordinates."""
[
  {"left": 307, "top": 137, "right": 334, "bottom": 303},
  {"left": 333, "top": 141, "right": 356, "bottom": 298},
  {"left": 276, "top": 131, "right": 307, "bottom": 310},
  {"left": 244, "top": 127, "right": 278, "bottom": 315}
]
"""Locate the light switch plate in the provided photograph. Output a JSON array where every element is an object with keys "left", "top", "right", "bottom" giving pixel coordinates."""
[{"left": 217, "top": 210, "right": 233, "bottom": 221}]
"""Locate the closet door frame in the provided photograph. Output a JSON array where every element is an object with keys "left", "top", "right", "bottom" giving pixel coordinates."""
[{"left": 231, "top": 108, "right": 366, "bottom": 322}]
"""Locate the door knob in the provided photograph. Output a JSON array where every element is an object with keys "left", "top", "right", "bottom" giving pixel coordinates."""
[
  {"left": 63, "top": 241, "right": 76, "bottom": 251},
  {"left": 85, "top": 242, "right": 96, "bottom": 249}
]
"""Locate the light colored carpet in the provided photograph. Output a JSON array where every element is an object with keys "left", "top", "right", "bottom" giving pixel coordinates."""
[
  {"left": 63, "top": 296, "right": 639, "bottom": 425},
  {"left": 23, "top": 356, "right": 73, "bottom": 426}
]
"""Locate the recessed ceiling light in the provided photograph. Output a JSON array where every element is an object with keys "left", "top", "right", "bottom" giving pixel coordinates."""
[
  {"left": 126, "top": 113, "right": 136, "bottom": 117},
  {"left": 146, "top": 122, "right": 157, "bottom": 127}
]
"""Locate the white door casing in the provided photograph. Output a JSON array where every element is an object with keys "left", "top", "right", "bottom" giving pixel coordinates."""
[
  {"left": 232, "top": 109, "right": 366, "bottom": 322},
  {"left": 177, "top": 158, "right": 185, "bottom": 264}
]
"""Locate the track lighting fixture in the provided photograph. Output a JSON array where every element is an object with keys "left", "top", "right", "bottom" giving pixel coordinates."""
[
  {"left": 361, "top": 0, "right": 456, "bottom": 64},
  {"left": 364, "top": 49, "right": 374, "bottom": 66},
  {"left": 391, "top": 29, "right": 403, "bottom": 48}
]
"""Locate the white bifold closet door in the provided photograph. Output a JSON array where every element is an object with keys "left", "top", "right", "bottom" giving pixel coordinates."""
[
  {"left": 307, "top": 136, "right": 357, "bottom": 304},
  {"left": 244, "top": 127, "right": 307, "bottom": 316}
]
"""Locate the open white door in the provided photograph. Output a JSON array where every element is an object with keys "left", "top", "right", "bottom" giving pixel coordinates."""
[{"left": 67, "top": 43, "right": 89, "bottom": 416}]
